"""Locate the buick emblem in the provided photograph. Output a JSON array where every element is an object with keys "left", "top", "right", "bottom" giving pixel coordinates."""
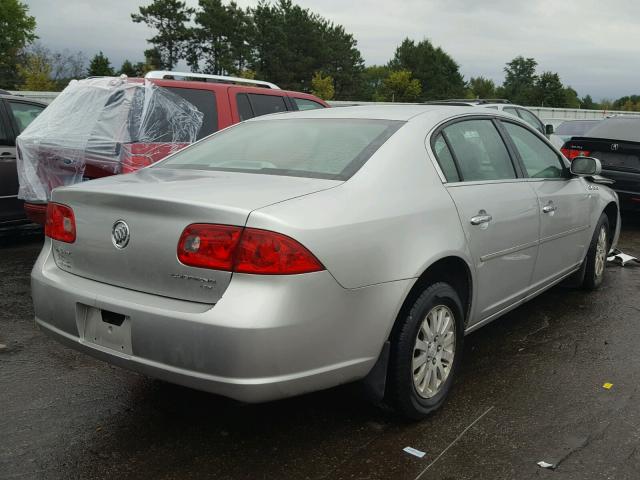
[
  {"left": 611, "top": 143, "right": 619, "bottom": 151},
  {"left": 112, "top": 220, "right": 130, "bottom": 249}
]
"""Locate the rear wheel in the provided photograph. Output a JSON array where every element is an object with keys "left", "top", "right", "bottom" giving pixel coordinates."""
[
  {"left": 583, "top": 213, "right": 610, "bottom": 290},
  {"left": 388, "top": 282, "right": 464, "bottom": 419}
]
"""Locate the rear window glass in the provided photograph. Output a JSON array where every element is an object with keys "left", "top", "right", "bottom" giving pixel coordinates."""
[
  {"left": 293, "top": 98, "right": 324, "bottom": 111},
  {"left": 237, "top": 93, "right": 253, "bottom": 121},
  {"left": 576, "top": 117, "right": 640, "bottom": 141},
  {"left": 158, "top": 118, "right": 404, "bottom": 180},
  {"left": 248, "top": 94, "right": 288, "bottom": 117},
  {"left": 556, "top": 120, "right": 600, "bottom": 136},
  {"left": 165, "top": 87, "right": 217, "bottom": 139}
]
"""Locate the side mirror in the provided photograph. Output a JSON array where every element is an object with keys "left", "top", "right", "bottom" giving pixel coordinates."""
[
  {"left": 545, "top": 124, "right": 554, "bottom": 135},
  {"left": 570, "top": 156, "right": 602, "bottom": 176}
]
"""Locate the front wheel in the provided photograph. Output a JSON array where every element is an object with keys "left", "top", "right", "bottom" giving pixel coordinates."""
[
  {"left": 583, "top": 213, "right": 610, "bottom": 290},
  {"left": 387, "top": 282, "right": 464, "bottom": 419}
]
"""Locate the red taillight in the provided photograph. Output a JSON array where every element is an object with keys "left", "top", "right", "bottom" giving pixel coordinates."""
[
  {"left": 234, "top": 228, "right": 324, "bottom": 274},
  {"left": 177, "top": 224, "right": 243, "bottom": 271},
  {"left": 45, "top": 203, "right": 76, "bottom": 243},
  {"left": 560, "top": 146, "right": 591, "bottom": 161},
  {"left": 177, "top": 224, "right": 324, "bottom": 275},
  {"left": 121, "top": 142, "right": 189, "bottom": 174}
]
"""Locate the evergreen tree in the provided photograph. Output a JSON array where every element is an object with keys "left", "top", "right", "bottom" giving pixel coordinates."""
[
  {"left": 88, "top": 51, "right": 115, "bottom": 76},
  {"left": 119, "top": 59, "right": 139, "bottom": 77},
  {"left": 249, "top": 0, "right": 363, "bottom": 98},
  {"left": 132, "top": 0, "right": 195, "bottom": 69},
  {"left": 388, "top": 38, "right": 465, "bottom": 100},
  {"left": 532, "top": 71, "right": 565, "bottom": 107},
  {"left": 502, "top": 56, "right": 538, "bottom": 105}
]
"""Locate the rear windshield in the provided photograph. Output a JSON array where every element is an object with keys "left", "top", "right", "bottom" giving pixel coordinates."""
[
  {"left": 556, "top": 120, "right": 600, "bottom": 136},
  {"left": 157, "top": 118, "right": 404, "bottom": 180},
  {"left": 582, "top": 117, "right": 640, "bottom": 141}
]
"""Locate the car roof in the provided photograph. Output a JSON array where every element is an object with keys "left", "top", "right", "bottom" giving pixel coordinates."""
[{"left": 249, "top": 104, "right": 515, "bottom": 122}]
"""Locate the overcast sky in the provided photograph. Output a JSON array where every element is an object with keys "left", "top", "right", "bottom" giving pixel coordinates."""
[{"left": 24, "top": 0, "right": 638, "bottom": 100}]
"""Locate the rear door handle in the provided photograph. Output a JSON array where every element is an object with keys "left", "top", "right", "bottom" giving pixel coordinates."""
[
  {"left": 542, "top": 205, "right": 557, "bottom": 213},
  {"left": 470, "top": 210, "right": 493, "bottom": 225}
]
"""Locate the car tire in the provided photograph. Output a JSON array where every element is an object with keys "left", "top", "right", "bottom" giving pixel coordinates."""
[
  {"left": 388, "top": 282, "right": 464, "bottom": 420},
  {"left": 582, "top": 213, "right": 610, "bottom": 290}
]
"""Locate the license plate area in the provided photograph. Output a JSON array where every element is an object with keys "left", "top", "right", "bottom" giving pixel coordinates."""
[{"left": 77, "top": 304, "right": 132, "bottom": 354}]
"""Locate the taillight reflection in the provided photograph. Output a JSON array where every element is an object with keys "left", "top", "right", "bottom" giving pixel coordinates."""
[{"left": 560, "top": 146, "right": 591, "bottom": 161}]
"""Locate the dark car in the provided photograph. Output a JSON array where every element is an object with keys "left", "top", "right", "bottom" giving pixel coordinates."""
[
  {"left": 0, "top": 94, "right": 47, "bottom": 227},
  {"left": 561, "top": 116, "right": 640, "bottom": 210}
]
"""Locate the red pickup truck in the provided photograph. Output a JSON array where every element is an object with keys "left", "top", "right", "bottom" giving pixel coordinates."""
[{"left": 23, "top": 71, "right": 329, "bottom": 224}]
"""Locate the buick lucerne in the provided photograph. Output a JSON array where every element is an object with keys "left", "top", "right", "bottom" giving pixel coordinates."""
[{"left": 31, "top": 105, "right": 620, "bottom": 418}]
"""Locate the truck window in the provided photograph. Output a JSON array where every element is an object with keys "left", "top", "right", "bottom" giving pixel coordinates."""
[
  {"left": 165, "top": 87, "right": 218, "bottom": 139},
  {"left": 237, "top": 93, "right": 254, "bottom": 121},
  {"left": 248, "top": 94, "right": 288, "bottom": 117}
]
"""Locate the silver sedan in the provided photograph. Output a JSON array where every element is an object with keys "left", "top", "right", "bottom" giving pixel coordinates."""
[{"left": 32, "top": 105, "right": 620, "bottom": 419}]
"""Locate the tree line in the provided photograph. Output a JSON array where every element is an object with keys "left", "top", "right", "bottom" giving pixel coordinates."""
[{"left": 2, "top": 0, "right": 639, "bottom": 110}]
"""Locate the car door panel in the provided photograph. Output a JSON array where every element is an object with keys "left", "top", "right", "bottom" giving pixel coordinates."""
[
  {"left": 447, "top": 181, "right": 540, "bottom": 321},
  {"left": 528, "top": 178, "right": 592, "bottom": 287}
]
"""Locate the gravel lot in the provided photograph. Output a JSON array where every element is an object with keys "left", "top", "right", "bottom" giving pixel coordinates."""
[{"left": 2, "top": 215, "right": 640, "bottom": 480}]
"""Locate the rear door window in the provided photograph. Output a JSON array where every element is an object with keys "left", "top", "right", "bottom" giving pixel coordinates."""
[
  {"left": 503, "top": 121, "right": 565, "bottom": 178},
  {"left": 164, "top": 87, "right": 217, "bottom": 139},
  {"left": 248, "top": 94, "right": 288, "bottom": 117},
  {"left": 442, "top": 119, "right": 516, "bottom": 181},
  {"left": 293, "top": 98, "right": 324, "bottom": 111}
]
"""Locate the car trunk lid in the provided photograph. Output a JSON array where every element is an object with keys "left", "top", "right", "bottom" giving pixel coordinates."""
[{"left": 50, "top": 168, "right": 341, "bottom": 303}]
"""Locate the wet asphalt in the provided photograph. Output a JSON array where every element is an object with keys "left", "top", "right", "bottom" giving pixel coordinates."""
[{"left": 1, "top": 216, "right": 640, "bottom": 480}]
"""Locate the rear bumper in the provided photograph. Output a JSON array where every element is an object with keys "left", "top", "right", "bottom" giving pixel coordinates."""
[{"left": 31, "top": 239, "right": 410, "bottom": 402}]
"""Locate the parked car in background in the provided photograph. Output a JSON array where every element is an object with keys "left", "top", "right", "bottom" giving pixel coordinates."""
[
  {"left": 32, "top": 105, "right": 619, "bottom": 419},
  {"left": 561, "top": 116, "right": 640, "bottom": 211},
  {"left": 19, "top": 71, "right": 329, "bottom": 224},
  {"left": 428, "top": 99, "right": 553, "bottom": 137},
  {"left": 0, "top": 94, "right": 47, "bottom": 227}
]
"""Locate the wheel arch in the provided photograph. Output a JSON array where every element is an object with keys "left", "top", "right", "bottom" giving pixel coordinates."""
[{"left": 390, "top": 255, "right": 473, "bottom": 342}]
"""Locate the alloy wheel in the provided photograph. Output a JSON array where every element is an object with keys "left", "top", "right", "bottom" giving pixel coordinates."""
[
  {"left": 595, "top": 226, "right": 607, "bottom": 279},
  {"left": 412, "top": 305, "right": 456, "bottom": 398}
]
